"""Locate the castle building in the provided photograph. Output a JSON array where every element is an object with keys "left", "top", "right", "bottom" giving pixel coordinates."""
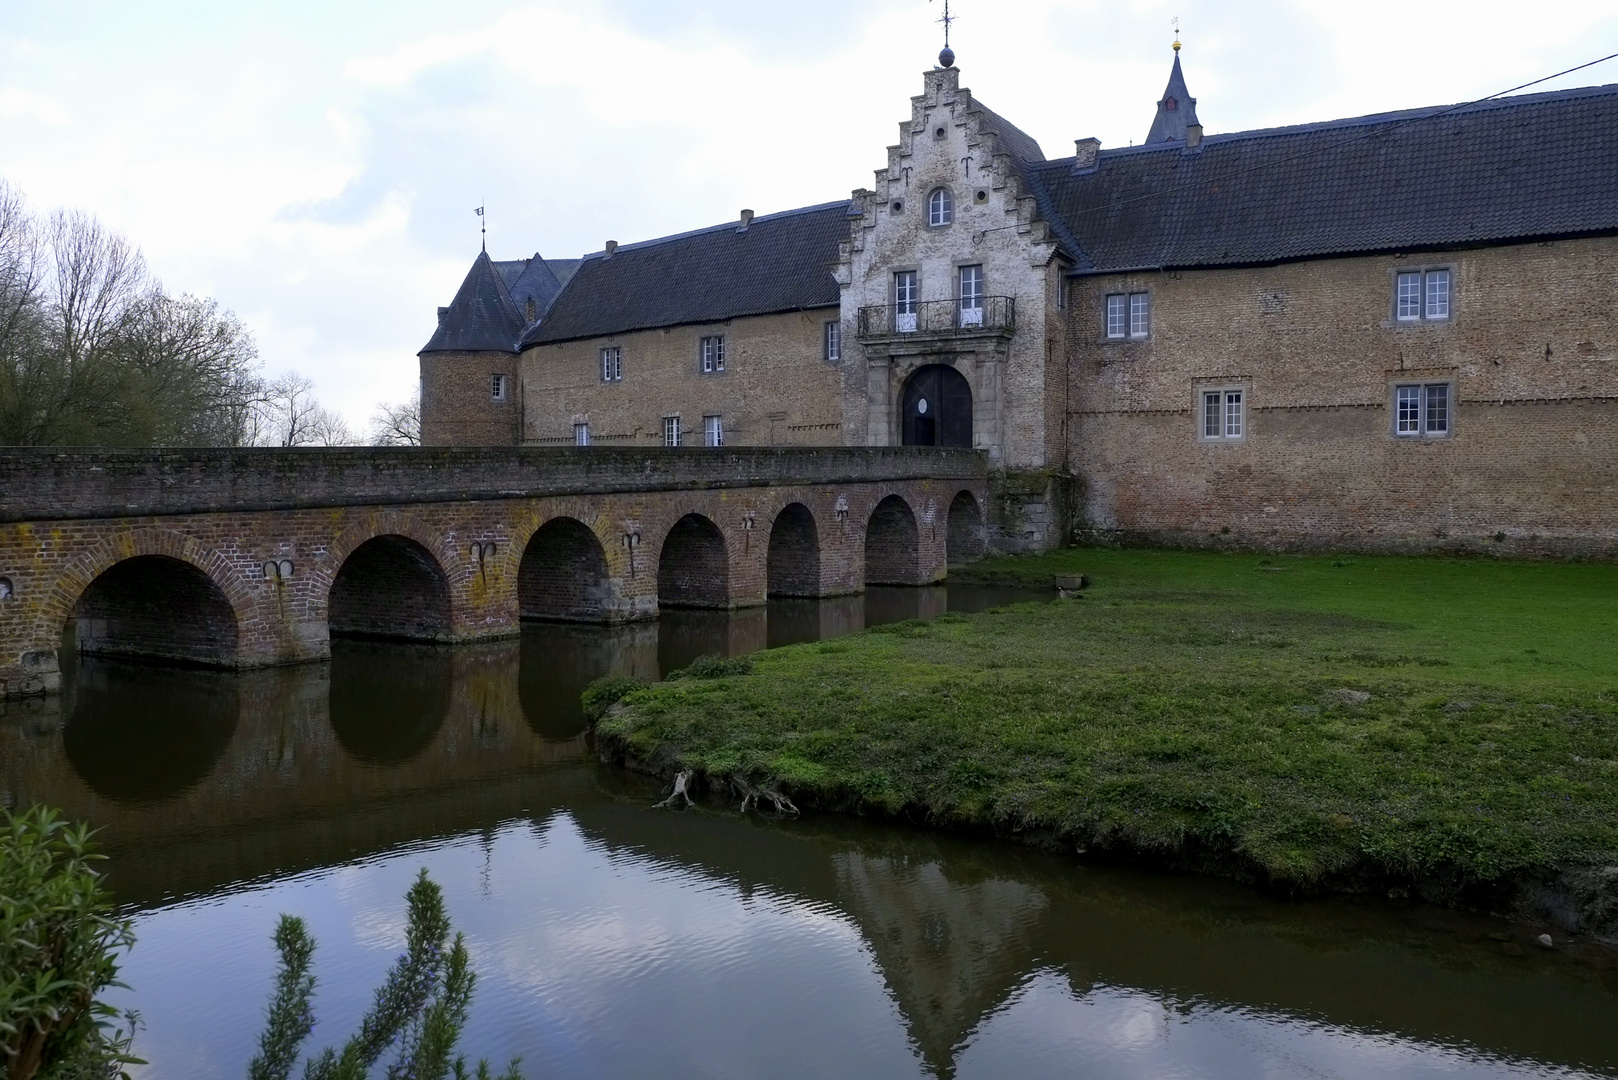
[{"left": 420, "top": 45, "right": 1618, "bottom": 556}]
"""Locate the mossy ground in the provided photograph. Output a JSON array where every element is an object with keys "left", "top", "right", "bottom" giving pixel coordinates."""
[{"left": 595, "top": 548, "right": 1618, "bottom": 889}]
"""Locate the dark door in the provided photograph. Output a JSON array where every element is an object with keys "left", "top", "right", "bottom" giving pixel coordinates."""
[{"left": 901, "top": 364, "right": 972, "bottom": 447}]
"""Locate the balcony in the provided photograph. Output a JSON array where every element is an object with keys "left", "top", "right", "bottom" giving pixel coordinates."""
[{"left": 856, "top": 296, "right": 1016, "bottom": 342}]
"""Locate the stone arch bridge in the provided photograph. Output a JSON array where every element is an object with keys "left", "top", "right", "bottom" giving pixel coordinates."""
[{"left": 0, "top": 447, "right": 990, "bottom": 698}]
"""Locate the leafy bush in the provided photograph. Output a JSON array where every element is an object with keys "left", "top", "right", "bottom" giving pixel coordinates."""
[
  {"left": 580, "top": 674, "right": 648, "bottom": 721},
  {"left": 666, "top": 654, "right": 752, "bottom": 680},
  {"left": 0, "top": 806, "right": 139, "bottom": 1080},
  {"left": 248, "top": 869, "right": 521, "bottom": 1080}
]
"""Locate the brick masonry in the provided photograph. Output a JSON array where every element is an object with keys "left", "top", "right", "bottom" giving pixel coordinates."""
[
  {"left": 1067, "top": 236, "right": 1618, "bottom": 555},
  {"left": 0, "top": 447, "right": 987, "bottom": 698}
]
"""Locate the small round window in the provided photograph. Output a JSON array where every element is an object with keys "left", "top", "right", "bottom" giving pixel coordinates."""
[{"left": 928, "top": 187, "right": 953, "bottom": 227}]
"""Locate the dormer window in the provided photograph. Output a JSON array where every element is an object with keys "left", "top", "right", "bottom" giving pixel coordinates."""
[
  {"left": 1165, "top": 96, "right": 1178, "bottom": 111},
  {"left": 928, "top": 188, "right": 953, "bottom": 227}
]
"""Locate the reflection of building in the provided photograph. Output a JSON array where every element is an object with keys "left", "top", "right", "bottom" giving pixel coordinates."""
[{"left": 422, "top": 43, "right": 1618, "bottom": 555}]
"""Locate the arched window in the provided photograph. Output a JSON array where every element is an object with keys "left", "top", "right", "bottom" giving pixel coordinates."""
[{"left": 928, "top": 187, "right": 953, "bottom": 227}]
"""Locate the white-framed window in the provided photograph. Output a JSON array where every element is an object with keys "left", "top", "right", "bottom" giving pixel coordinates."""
[
  {"left": 704, "top": 414, "right": 723, "bottom": 447},
  {"left": 700, "top": 335, "right": 726, "bottom": 373},
  {"left": 574, "top": 422, "right": 590, "bottom": 446},
  {"left": 491, "top": 373, "right": 508, "bottom": 401},
  {"left": 1394, "top": 382, "right": 1451, "bottom": 437},
  {"left": 663, "top": 415, "right": 682, "bottom": 447},
  {"left": 894, "top": 270, "right": 918, "bottom": 333},
  {"left": 958, "top": 264, "right": 984, "bottom": 326},
  {"left": 1106, "top": 292, "right": 1150, "bottom": 339},
  {"left": 1395, "top": 268, "right": 1452, "bottom": 322},
  {"left": 823, "top": 319, "right": 841, "bottom": 362},
  {"left": 600, "top": 346, "right": 622, "bottom": 382},
  {"left": 928, "top": 187, "right": 953, "bottom": 227},
  {"left": 1201, "top": 388, "right": 1245, "bottom": 440}
]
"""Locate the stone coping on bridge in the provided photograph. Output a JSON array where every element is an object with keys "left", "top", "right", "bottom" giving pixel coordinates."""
[{"left": 0, "top": 446, "right": 987, "bottom": 522}]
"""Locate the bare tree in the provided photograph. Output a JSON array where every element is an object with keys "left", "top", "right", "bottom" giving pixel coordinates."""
[
  {"left": 369, "top": 391, "right": 421, "bottom": 446},
  {"left": 253, "top": 372, "right": 355, "bottom": 446}
]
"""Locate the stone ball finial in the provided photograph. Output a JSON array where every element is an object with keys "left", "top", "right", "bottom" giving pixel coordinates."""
[{"left": 938, "top": 46, "right": 955, "bottom": 68}]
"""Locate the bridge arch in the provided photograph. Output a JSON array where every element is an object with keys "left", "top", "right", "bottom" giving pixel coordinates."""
[
  {"left": 657, "top": 512, "right": 730, "bottom": 609},
  {"left": 947, "top": 489, "right": 986, "bottom": 566},
  {"left": 328, "top": 537, "right": 453, "bottom": 643},
  {"left": 519, "top": 516, "right": 612, "bottom": 621},
  {"left": 767, "top": 502, "right": 821, "bottom": 597},
  {"left": 865, "top": 493, "right": 923, "bottom": 586},
  {"left": 38, "top": 528, "right": 252, "bottom": 667}
]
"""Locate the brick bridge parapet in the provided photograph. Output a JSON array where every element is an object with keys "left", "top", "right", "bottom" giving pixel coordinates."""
[{"left": 0, "top": 447, "right": 990, "bottom": 698}]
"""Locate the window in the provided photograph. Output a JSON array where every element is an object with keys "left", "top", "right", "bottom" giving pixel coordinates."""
[
  {"left": 491, "top": 373, "right": 508, "bottom": 401},
  {"left": 1394, "top": 383, "right": 1451, "bottom": 437},
  {"left": 700, "top": 335, "right": 725, "bottom": 373},
  {"left": 928, "top": 187, "right": 953, "bottom": 227},
  {"left": 574, "top": 422, "right": 590, "bottom": 446},
  {"left": 1201, "top": 389, "right": 1244, "bottom": 440},
  {"left": 1105, "top": 292, "right": 1150, "bottom": 339},
  {"left": 824, "top": 319, "right": 841, "bottom": 362},
  {"left": 1395, "top": 268, "right": 1451, "bottom": 322},
  {"left": 600, "top": 346, "right": 622, "bottom": 382},
  {"left": 663, "top": 415, "right": 682, "bottom": 447},
  {"left": 894, "top": 270, "right": 918, "bottom": 333},
  {"left": 704, "top": 414, "right": 724, "bottom": 447},
  {"left": 958, "top": 265, "right": 984, "bottom": 326}
]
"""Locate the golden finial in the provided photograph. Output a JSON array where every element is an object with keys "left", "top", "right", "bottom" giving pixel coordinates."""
[{"left": 1172, "top": 15, "right": 1181, "bottom": 51}]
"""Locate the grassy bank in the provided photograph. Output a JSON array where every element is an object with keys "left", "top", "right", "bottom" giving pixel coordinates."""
[{"left": 594, "top": 549, "right": 1618, "bottom": 918}]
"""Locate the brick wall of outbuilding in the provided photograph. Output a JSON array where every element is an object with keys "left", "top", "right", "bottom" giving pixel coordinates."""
[{"left": 420, "top": 350, "right": 520, "bottom": 446}]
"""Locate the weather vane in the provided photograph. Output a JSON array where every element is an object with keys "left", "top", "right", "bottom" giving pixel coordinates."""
[
  {"left": 475, "top": 203, "right": 485, "bottom": 251},
  {"left": 932, "top": 0, "right": 956, "bottom": 67},
  {"left": 1172, "top": 15, "right": 1181, "bottom": 52}
]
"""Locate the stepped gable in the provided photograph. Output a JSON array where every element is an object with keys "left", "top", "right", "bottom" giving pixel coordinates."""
[
  {"left": 523, "top": 202, "right": 848, "bottom": 346},
  {"left": 1145, "top": 50, "right": 1201, "bottom": 145},
  {"left": 1029, "top": 83, "right": 1618, "bottom": 273},
  {"left": 419, "top": 250, "right": 526, "bottom": 354}
]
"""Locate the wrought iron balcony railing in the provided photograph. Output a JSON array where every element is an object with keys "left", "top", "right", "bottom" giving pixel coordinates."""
[{"left": 856, "top": 296, "right": 1015, "bottom": 339}]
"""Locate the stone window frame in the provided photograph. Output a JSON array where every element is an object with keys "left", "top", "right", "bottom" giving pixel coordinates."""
[
  {"left": 1103, "top": 290, "right": 1151, "bottom": 340},
  {"left": 703, "top": 414, "right": 724, "bottom": 448},
  {"left": 892, "top": 267, "right": 920, "bottom": 334},
  {"left": 1389, "top": 264, "right": 1454, "bottom": 325},
  {"left": 662, "top": 414, "right": 682, "bottom": 447},
  {"left": 1195, "top": 380, "right": 1249, "bottom": 443},
  {"left": 957, "top": 263, "right": 986, "bottom": 326},
  {"left": 823, "top": 319, "right": 841, "bottom": 363},
  {"left": 927, "top": 187, "right": 955, "bottom": 228},
  {"left": 1390, "top": 380, "right": 1454, "bottom": 439},
  {"left": 490, "top": 373, "right": 509, "bottom": 401},
  {"left": 574, "top": 421, "right": 590, "bottom": 446},
  {"left": 600, "top": 345, "right": 623, "bottom": 383},
  {"left": 699, "top": 334, "right": 726, "bottom": 375}
]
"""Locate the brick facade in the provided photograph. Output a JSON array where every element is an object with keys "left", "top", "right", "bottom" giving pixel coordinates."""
[
  {"left": 0, "top": 448, "right": 987, "bottom": 698},
  {"left": 1066, "top": 236, "right": 1618, "bottom": 555},
  {"left": 519, "top": 309, "right": 843, "bottom": 448},
  {"left": 420, "top": 350, "right": 519, "bottom": 446}
]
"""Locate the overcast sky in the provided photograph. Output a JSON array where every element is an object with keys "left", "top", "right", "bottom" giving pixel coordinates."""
[{"left": 3, "top": 0, "right": 1615, "bottom": 429}]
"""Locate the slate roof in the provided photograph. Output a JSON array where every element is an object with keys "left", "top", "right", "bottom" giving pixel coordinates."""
[
  {"left": 1144, "top": 52, "right": 1201, "bottom": 145},
  {"left": 419, "top": 251, "right": 525, "bottom": 354},
  {"left": 1030, "top": 82, "right": 1618, "bottom": 273},
  {"left": 523, "top": 202, "right": 848, "bottom": 346}
]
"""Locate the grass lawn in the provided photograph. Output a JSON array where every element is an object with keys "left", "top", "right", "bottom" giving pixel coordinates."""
[{"left": 594, "top": 548, "right": 1618, "bottom": 898}]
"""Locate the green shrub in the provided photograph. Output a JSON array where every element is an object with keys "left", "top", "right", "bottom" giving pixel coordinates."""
[
  {"left": 580, "top": 674, "right": 648, "bottom": 720},
  {"left": 248, "top": 869, "right": 521, "bottom": 1080},
  {"left": 666, "top": 654, "right": 752, "bottom": 680},
  {"left": 0, "top": 806, "right": 140, "bottom": 1080}
]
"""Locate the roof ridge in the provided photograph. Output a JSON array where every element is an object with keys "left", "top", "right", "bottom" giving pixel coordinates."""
[{"left": 580, "top": 200, "right": 852, "bottom": 260}]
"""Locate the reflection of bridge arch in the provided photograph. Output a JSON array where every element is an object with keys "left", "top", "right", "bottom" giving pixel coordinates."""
[
  {"left": 657, "top": 513, "right": 729, "bottom": 609},
  {"left": 329, "top": 641, "right": 452, "bottom": 765},
  {"left": 519, "top": 517, "right": 611, "bottom": 621},
  {"left": 865, "top": 494, "right": 923, "bottom": 586},
  {"left": 39, "top": 528, "right": 252, "bottom": 667}
]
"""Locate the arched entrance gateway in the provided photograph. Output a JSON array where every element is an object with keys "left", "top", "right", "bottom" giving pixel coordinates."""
[{"left": 901, "top": 364, "right": 972, "bottom": 448}]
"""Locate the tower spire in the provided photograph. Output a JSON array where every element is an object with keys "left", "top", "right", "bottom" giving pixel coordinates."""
[{"left": 1144, "top": 32, "right": 1200, "bottom": 145}]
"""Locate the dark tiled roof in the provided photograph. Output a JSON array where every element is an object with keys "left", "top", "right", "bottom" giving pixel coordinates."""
[
  {"left": 971, "top": 100, "right": 1045, "bottom": 166},
  {"left": 1032, "top": 83, "right": 1618, "bottom": 273},
  {"left": 507, "top": 256, "right": 567, "bottom": 320},
  {"left": 419, "top": 251, "right": 525, "bottom": 354},
  {"left": 524, "top": 202, "right": 847, "bottom": 346},
  {"left": 1144, "top": 52, "right": 1200, "bottom": 145}
]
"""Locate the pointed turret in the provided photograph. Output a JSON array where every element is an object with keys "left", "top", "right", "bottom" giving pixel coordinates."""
[
  {"left": 1144, "top": 46, "right": 1201, "bottom": 145},
  {"left": 418, "top": 250, "right": 525, "bottom": 354}
]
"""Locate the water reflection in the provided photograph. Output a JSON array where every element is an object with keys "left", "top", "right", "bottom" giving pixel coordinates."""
[{"left": 9, "top": 583, "right": 1614, "bottom": 1080}]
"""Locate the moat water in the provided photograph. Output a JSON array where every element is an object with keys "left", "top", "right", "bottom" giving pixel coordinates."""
[{"left": 3, "top": 585, "right": 1618, "bottom": 1079}]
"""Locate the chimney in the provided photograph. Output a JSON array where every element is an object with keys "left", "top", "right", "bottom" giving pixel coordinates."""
[
  {"left": 1184, "top": 124, "right": 1203, "bottom": 149},
  {"left": 604, "top": 240, "right": 618, "bottom": 258},
  {"left": 736, "top": 208, "right": 755, "bottom": 233},
  {"left": 1072, "top": 137, "right": 1101, "bottom": 173}
]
